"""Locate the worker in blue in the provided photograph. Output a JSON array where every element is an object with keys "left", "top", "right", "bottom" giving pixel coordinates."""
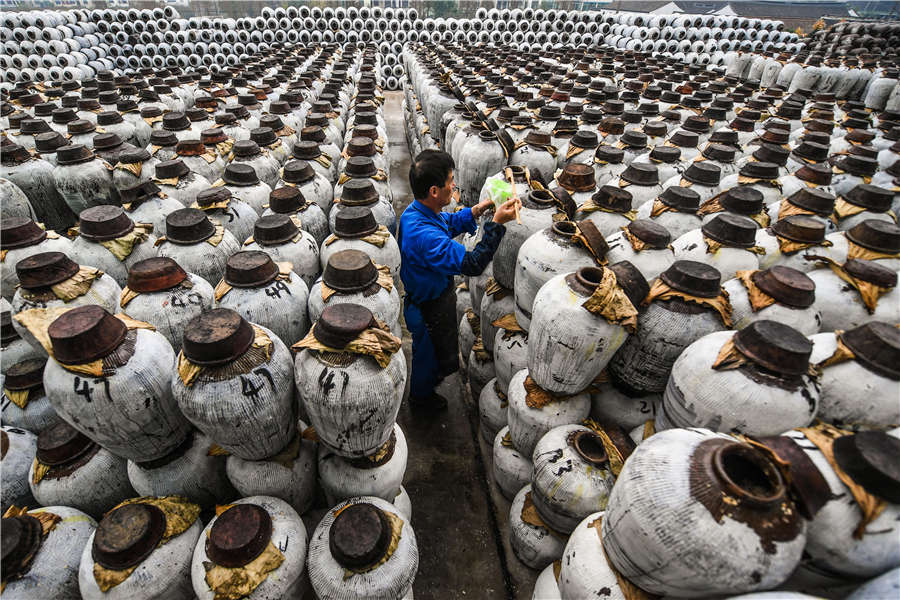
[{"left": 399, "top": 149, "right": 521, "bottom": 411}]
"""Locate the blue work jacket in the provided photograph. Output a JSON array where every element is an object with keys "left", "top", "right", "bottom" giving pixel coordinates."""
[{"left": 398, "top": 200, "right": 477, "bottom": 305}]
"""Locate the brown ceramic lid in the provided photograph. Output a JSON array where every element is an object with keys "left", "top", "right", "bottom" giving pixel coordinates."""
[
  {"left": 344, "top": 156, "right": 378, "bottom": 180},
  {"left": 282, "top": 160, "right": 316, "bottom": 185},
  {"left": 292, "top": 141, "right": 323, "bottom": 161},
  {"left": 149, "top": 130, "right": 177, "bottom": 147},
  {"left": 4, "top": 357, "right": 46, "bottom": 392},
  {"left": 232, "top": 140, "right": 262, "bottom": 159},
  {"left": 154, "top": 159, "right": 190, "bottom": 180},
  {"left": 48, "top": 305, "right": 128, "bottom": 365},
  {"left": 669, "top": 130, "right": 699, "bottom": 148},
  {"left": 594, "top": 146, "right": 624, "bottom": 163},
  {"left": 323, "top": 249, "right": 379, "bottom": 293},
  {"left": 658, "top": 186, "right": 700, "bottom": 212},
  {"left": 92, "top": 502, "right": 167, "bottom": 570},
  {"left": 196, "top": 187, "right": 232, "bottom": 208},
  {"left": 20, "top": 119, "right": 50, "bottom": 136},
  {"left": 702, "top": 213, "right": 759, "bottom": 247},
  {"left": 660, "top": 260, "right": 722, "bottom": 298},
  {"left": 206, "top": 503, "right": 273, "bottom": 568},
  {"left": 844, "top": 184, "right": 894, "bottom": 213},
  {"left": 557, "top": 164, "right": 595, "bottom": 191},
  {"left": 182, "top": 308, "right": 255, "bottom": 366},
  {"left": 225, "top": 251, "right": 280, "bottom": 288},
  {"left": 840, "top": 321, "right": 900, "bottom": 381},
  {"left": 165, "top": 208, "right": 215, "bottom": 245},
  {"left": 836, "top": 154, "right": 878, "bottom": 177},
  {"left": 608, "top": 261, "right": 651, "bottom": 307},
  {"left": 682, "top": 161, "right": 721, "bottom": 186},
  {"left": 1, "top": 217, "right": 47, "bottom": 250},
  {"left": 786, "top": 188, "right": 834, "bottom": 216},
  {"left": 844, "top": 258, "right": 897, "bottom": 289},
  {"left": 253, "top": 214, "right": 299, "bottom": 246},
  {"left": 619, "top": 131, "right": 647, "bottom": 149},
  {"left": 751, "top": 266, "right": 816, "bottom": 308},
  {"left": 33, "top": 131, "right": 67, "bottom": 154},
  {"left": 66, "top": 119, "right": 96, "bottom": 135},
  {"left": 846, "top": 220, "right": 900, "bottom": 254},
  {"left": 269, "top": 187, "right": 308, "bottom": 213},
  {"left": 333, "top": 206, "right": 379, "bottom": 239},
  {"left": 626, "top": 220, "right": 671, "bottom": 249},
  {"left": 721, "top": 186, "right": 764, "bottom": 215},
  {"left": 162, "top": 112, "right": 190, "bottom": 131},
  {"left": 175, "top": 140, "right": 207, "bottom": 156},
  {"left": 201, "top": 128, "right": 228, "bottom": 145},
  {"left": 833, "top": 431, "right": 900, "bottom": 503},
  {"left": 221, "top": 163, "right": 259, "bottom": 187},
  {"left": 589, "top": 186, "right": 633, "bottom": 213},
  {"left": 96, "top": 111, "right": 123, "bottom": 127},
  {"left": 249, "top": 127, "right": 277, "bottom": 147},
  {"left": 340, "top": 179, "right": 379, "bottom": 206},
  {"left": 1, "top": 310, "right": 19, "bottom": 345},
  {"left": 51, "top": 107, "right": 77, "bottom": 124},
  {"left": 733, "top": 319, "right": 812, "bottom": 376},
  {"left": 35, "top": 420, "right": 96, "bottom": 466},
  {"left": 328, "top": 502, "right": 392, "bottom": 569},
  {"left": 313, "top": 303, "right": 376, "bottom": 348},
  {"left": 2, "top": 515, "right": 44, "bottom": 580},
  {"left": 78, "top": 205, "right": 135, "bottom": 241},
  {"left": 15, "top": 252, "right": 79, "bottom": 289},
  {"left": 346, "top": 137, "right": 375, "bottom": 158},
  {"left": 56, "top": 144, "right": 95, "bottom": 166},
  {"left": 119, "top": 181, "right": 162, "bottom": 206},
  {"left": 620, "top": 163, "right": 658, "bottom": 186},
  {"left": 300, "top": 125, "right": 326, "bottom": 143},
  {"left": 127, "top": 257, "right": 188, "bottom": 293}
]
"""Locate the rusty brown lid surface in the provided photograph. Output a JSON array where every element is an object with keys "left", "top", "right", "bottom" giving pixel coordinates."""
[
  {"left": 55, "top": 143, "right": 95, "bottom": 166},
  {"left": 786, "top": 187, "right": 834, "bottom": 216},
  {"left": 224, "top": 251, "right": 279, "bottom": 288},
  {"left": 771, "top": 215, "right": 826, "bottom": 245},
  {"left": 196, "top": 187, "right": 232, "bottom": 208},
  {"left": 333, "top": 206, "right": 379, "bottom": 239},
  {"left": 48, "top": 305, "right": 127, "bottom": 365},
  {"left": 1, "top": 217, "right": 47, "bottom": 250},
  {"left": 253, "top": 214, "right": 299, "bottom": 246},
  {"left": 92, "top": 503, "right": 166, "bottom": 570},
  {"left": 683, "top": 161, "right": 721, "bottom": 186},
  {"left": 702, "top": 213, "right": 758, "bottom": 248},
  {"left": 268, "top": 186, "right": 307, "bottom": 213},
  {"left": 313, "top": 303, "right": 376, "bottom": 348},
  {"left": 844, "top": 258, "right": 898, "bottom": 289},
  {"left": 323, "top": 249, "right": 378, "bottom": 293},
  {"left": 340, "top": 178, "right": 379, "bottom": 207},
  {"left": 329, "top": 502, "right": 392, "bottom": 570},
  {"left": 733, "top": 319, "right": 812, "bottom": 376},
  {"left": 182, "top": 308, "right": 254, "bottom": 366},
  {"left": 840, "top": 321, "right": 900, "bottom": 381},
  {"left": 223, "top": 163, "right": 259, "bottom": 186},
  {"left": 78, "top": 205, "right": 135, "bottom": 242},
  {"left": 344, "top": 156, "right": 378, "bottom": 180},
  {"left": 833, "top": 431, "right": 900, "bottom": 503},
  {"left": 36, "top": 420, "right": 95, "bottom": 466},
  {"left": 627, "top": 220, "right": 671, "bottom": 249},
  {"left": 660, "top": 260, "right": 722, "bottom": 298},
  {"left": 165, "top": 208, "right": 215, "bottom": 245},
  {"left": 292, "top": 140, "right": 323, "bottom": 161},
  {"left": 1, "top": 515, "right": 43, "bottom": 580},
  {"left": 154, "top": 159, "right": 190, "bottom": 180},
  {"left": 4, "top": 357, "right": 46, "bottom": 392},
  {"left": 608, "top": 261, "right": 650, "bottom": 307},
  {"left": 15, "top": 252, "right": 79, "bottom": 289},
  {"left": 620, "top": 163, "right": 658, "bottom": 186},
  {"left": 206, "top": 503, "right": 273, "bottom": 568},
  {"left": 751, "top": 266, "right": 816, "bottom": 308},
  {"left": 844, "top": 184, "right": 894, "bottom": 213},
  {"left": 845, "top": 220, "right": 900, "bottom": 254},
  {"left": 127, "top": 257, "right": 188, "bottom": 293},
  {"left": 720, "top": 186, "right": 764, "bottom": 215}
]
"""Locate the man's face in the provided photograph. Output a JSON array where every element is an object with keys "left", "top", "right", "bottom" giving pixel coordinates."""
[{"left": 433, "top": 170, "right": 456, "bottom": 207}]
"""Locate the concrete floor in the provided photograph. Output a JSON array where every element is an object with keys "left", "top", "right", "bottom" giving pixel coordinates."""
[{"left": 384, "top": 91, "right": 539, "bottom": 600}]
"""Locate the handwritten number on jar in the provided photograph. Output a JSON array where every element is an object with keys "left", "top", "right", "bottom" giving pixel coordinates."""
[
  {"left": 239, "top": 367, "right": 276, "bottom": 400},
  {"left": 74, "top": 377, "right": 93, "bottom": 402},
  {"left": 265, "top": 280, "right": 292, "bottom": 299},
  {"left": 170, "top": 292, "right": 205, "bottom": 308}
]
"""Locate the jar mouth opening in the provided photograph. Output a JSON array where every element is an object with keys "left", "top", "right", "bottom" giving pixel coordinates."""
[
  {"left": 571, "top": 430, "right": 609, "bottom": 467},
  {"left": 713, "top": 443, "right": 786, "bottom": 507},
  {"left": 575, "top": 266, "right": 605, "bottom": 289},
  {"left": 551, "top": 221, "right": 577, "bottom": 237}
]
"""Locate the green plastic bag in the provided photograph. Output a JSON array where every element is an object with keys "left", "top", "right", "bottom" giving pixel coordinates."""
[{"left": 485, "top": 175, "right": 514, "bottom": 209}]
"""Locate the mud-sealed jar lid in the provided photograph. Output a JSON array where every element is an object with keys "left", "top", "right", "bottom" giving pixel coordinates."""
[
  {"left": 232, "top": 140, "right": 262, "bottom": 159},
  {"left": 786, "top": 187, "right": 834, "bottom": 216},
  {"left": 682, "top": 161, "right": 721, "bottom": 186},
  {"left": 620, "top": 163, "right": 658, "bottom": 186},
  {"left": 833, "top": 431, "right": 900, "bottom": 503},
  {"left": 843, "top": 184, "right": 894, "bottom": 213},
  {"left": 608, "top": 260, "right": 650, "bottom": 307},
  {"left": 56, "top": 143, "right": 95, "bottom": 166},
  {"left": 1, "top": 311, "right": 19, "bottom": 345},
  {"left": 836, "top": 154, "right": 878, "bottom": 178},
  {"left": 300, "top": 125, "right": 326, "bottom": 143},
  {"left": 78, "top": 205, "right": 135, "bottom": 242},
  {"left": 253, "top": 214, "right": 299, "bottom": 246},
  {"left": 669, "top": 130, "right": 700, "bottom": 148},
  {"left": 346, "top": 137, "right": 375, "bottom": 158},
  {"left": 323, "top": 249, "right": 378, "bottom": 293},
  {"left": 207, "top": 503, "right": 273, "bottom": 568},
  {"left": 733, "top": 319, "right": 812, "bottom": 376},
  {"left": 149, "top": 130, "right": 177, "bottom": 147},
  {"left": 590, "top": 186, "right": 633, "bottom": 213},
  {"left": 154, "top": 159, "right": 190, "bottom": 180},
  {"left": 1, "top": 514, "right": 44, "bottom": 580},
  {"left": 162, "top": 111, "right": 190, "bottom": 131},
  {"left": 92, "top": 502, "right": 166, "bottom": 570},
  {"left": 222, "top": 163, "right": 259, "bottom": 187},
  {"left": 329, "top": 502, "right": 392, "bottom": 569},
  {"left": 702, "top": 143, "right": 736, "bottom": 163},
  {"left": 334, "top": 206, "right": 379, "bottom": 239},
  {"left": 175, "top": 140, "right": 207, "bottom": 156},
  {"left": 340, "top": 179, "right": 379, "bottom": 206},
  {"left": 658, "top": 186, "right": 700, "bottom": 212},
  {"left": 200, "top": 128, "right": 228, "bottom": 145},
  {"left": 594, "top": 145, "right": 624, "bottom": 163},
  {"left": 33, "top": 131, "right": 67, "bottom": 154},
  {"left": 48, "top": 305, "right": 128, "bottom": 365},
  {"left": 660, "top": 260, "right": 722, "bottom": 298},
  {"left": 19, "top": 119, "right": 50, "bottom": 136},
  {"left": 15, "top": 252, "right": 79, "bottom": 289},
  {"left": 165, "top": 208, "right": 215, "bottom": 245},
  {"left": 557, "top": 163, "right": 595, "bottom": 191},
  {"left": 626, "top": 220, "right": 671, "bottom": 249},
  {"left": 126, "top": 257, "right": 188, "bottom": 293},
  {"left": 702, "top": 213, "right": 758, "bottom": 248},
  {"left": 249, "top": 127, "right": 277, "bottom": 147},
  {"left": 66, "top": 119, "right": 96, "bottom": 136},
  {"left": 292, "top": 140, "right": 322, "bottom": 161},
  {"left": 844, "top": 258, "right": 898, "bottom": 289},
  {"left": 840, "top": 321, "right": 900, "bottom": 381},
  {"left": 344, "top": 156, "right": 378, "bottom": 179},
  {"left": 751, "top": 266, "right": 816, "bottom": 308},
  {"left": 1, "top": 217, "right": 47, "bottom": 250},
  {"left": 36, "top": 420, "right": 95, "bottom": 466},
  {"left": 268, "top": 186, "right": 306, "bottom": 214},
  {"left": 196, "top": 187, "right": 232, "bottom": 209},
  {"left": 182, "top": 308, "right": 254, "bottom": 366},
  {"left": 771, "top": 215, "right": 826, "bottom": 245},
  {"left": 4, "top": 357, "right": 46, "bottom": 392},
  {"left": 225, "top": 250, "right": 279, "bottom": 288},
  {"left": 282, "top": 160, "right": 316, "bottom": 185},
  {"left": 721, "top": 186, "right": 764, "bottom": 215},
  {"left": 845, "top": 220, "right": 900, "bottom": 254}
]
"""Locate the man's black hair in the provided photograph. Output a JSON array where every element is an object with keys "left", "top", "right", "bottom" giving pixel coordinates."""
[{"left": 409, "top": 149, "right": 454, "bottom": 200}]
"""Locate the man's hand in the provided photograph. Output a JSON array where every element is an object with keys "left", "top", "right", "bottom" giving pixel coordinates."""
[
  {"left": 492, "top": 197, "right": 521, "bottom": 225},
  {"left": 472, "top": 197, "right": 494, "bottom": 220}
]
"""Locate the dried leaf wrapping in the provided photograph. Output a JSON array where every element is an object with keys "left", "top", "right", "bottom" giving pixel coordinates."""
[
  {"left": 465, "top": 308, "right": 481, "bottom": 338},
  {"left": 580, "top": 267, "right": 639, "bottom": 332},
  {"left": 292, "top": 318, "right": 401, "bottom": 369},
  {"left": 832, "top": 166, "right": 872, "bottom": 185},
  {"left": 116, "top": 161, "right": 143, "bottom": 178},
  {"left": 341, "top": 510, "right": 404, "bottom": 579},
  {"left": 484, "top": 277, "right": 509, "bottom": 299},
  {"left": 815, "top": 256, "right": 892, "bottom": 314},
  {"left": 581, "top": 418, "right": 626, "bottom": 477},
  {"left": 321, "top": 264, "right": 393, "bottom": 301},
  {"left": 99, "top": 223, "right": 154, "bottom": 261},
  {"left": 735, "top": 270, "right": 778, "bottom": 312},
  {"left": 576, "top": 197, "right": 638, "bottom": 221},
  {"left": 649, "top": 199, "right": 677, "bottom": 218},
  {"left": 643, "top": 278, "right": 733, "bottom": 327},
  {"left": 847, "top": 240, "right": 900, "bottom": 262},
  {"left": 491, "top": 312, "right": 525, "bottom": 337},
  {"left": 523, "top": 375, "right": 575, "bottom": 409},
  {"left": 797, "top": 422, "right": 887, "bottom": 539},
  {"left": 775, "top": 234, "right": 832, "bottom": 255},
  {"left": 204, "top": 542, "right": 286, "bottom": 600},
  {"left": 703, "top": 236, "right": 767, "bottom": 256},
  {"left": 31, "top": 458, "right": 50, "bottom": 484},
  {"left": 521, "top": 492, "right": 567, "bottom": 540},
  {"left": 4, "top": 388, "right": 31, "bottom": 410},
  {"left": 324, "top": 225, "right": 391, "bottom": 248},
  {"left": 832, "top": 197, "right": 869, "bottom": 221}
]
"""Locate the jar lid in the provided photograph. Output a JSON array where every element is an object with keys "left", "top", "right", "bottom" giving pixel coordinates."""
[
  {"left": 292, "top": 140, "right": 322, "bottom": 161},
  {"left": 590, "top": 186, "right": 632, "bottom": 213},
  {"left": 35, "top": 420, "right": 95, "bottom": 466},
  {"left": 845, "top": 220, "right": 900, "bottom": 254},
  {"left": 207, "top": 504, "right": 273, "bottom": 568},
  {"left": 752, "top": 266, "right": 816, "bottom": 308},
  {"left": 182, "top": 308, "right": 255, "bottom": 366},
  {"left": 669, "top": 130, "right": 699, "bottom": 148},
  {"left": 127, "top": 257, "right": 188, "bottom": 293},
  {"left": 844, "top": 184, "right": 894, "bottom": 213},
  {"left": 794, "top": 163, "right": 833, "bottom": 187},
  {"left": 282, "top": 160, "right": 316, "bottom": 185},
  {"left": 300, "top": 125, "right": 326, "bottom": 143},
  {"left": 201, "top": 128, "right": 228, "bottom": 145},
  {"left": 232, "top": 139, "right": 261, "bottom": 158},
  {"left": 119, "top": 181, "right": 161, "bottom": 206},
  {"left": 344, "top": 156, "right": 378, "bottom": 180},
  {"left": 250, "top": 127, "right": 277, "bottom": 147},
  {"left": 619, "top": 130, "right": 647, "bottom": 148},
  {"left": 1, "top": 515, "right": 44, "bottom": 580},
  {"left": 333, "top": 206, "right": 379, "bottom": 239},
  {"left": 56, "top": 143, "right": 95, "bottom": 166},
  {"left": 844, "top": 258, "right": 898, "bottom": 289},
  {"left": 683, "top": 115, "right": 711, "bottom": 134},
  {"left": 253, "top": 214, "right": 299, "bottom": 246},
  {"left": 149, "top": 130, "right": 177, "bottom": 147},
  {"left": 51, "top": 107, "right": 77, "bottom": 124},
  {"left": 33, "top": 131, "right": 67, "bottom": 154},
  {"left": 92, "top": 503, "right": 167, "bottom": 570},
  {"left": 185, "top": 108, "right": 209, "bottom": 123},
  {"left": 702, "top": 213, "right": 758, "bottom": 248},
  {"left": 165, "top": 208, "right": 215, "bottom": 245},
  {"left": 20, "top": 119, "right": 50, "bottom": 136},
  {"left": 620, "top": 163, "right": 658, "bottom": 186},
  {"left": 96, "top": 111, "right": 123, "bottom": 126},
  {"left": 78, "top": 205, "right": 135, "bottom": 242},
  {"left": 771, "top": 214, "right": 826, "bottom": 245},
  {"left": 323, "top": 249, "right": 378, "bottom": 293},
  {"left": 225, "top": 251, "right": 279, "bottom": 288},
  {"left": 268, "top": 186, "right": 305, "bottom": 214},
  {"left": 175, "top": 140, "right": 207, "bottom": 156},
  {"left": 594, "top": 145, "right": 624, "bottom": 163},
  {"left": 1, "top": 310, "right": 19, "bottom": 345},
  {"left": 221, "top": 163, "right": 259, "bottom": 187},
  {"left": 48, "top": 305, "right": 128, "bottom": 365},
  {"left": 786, "top": 188, "right": 834, "bottom": 216},
  {"left": 658, "top": 186, "right": 700, "bottom": 212},
  {"left": 329, "top": 502, "right": 392, "bottom": 570},
  {"left": 1, "top": 217, "right": 47, "bottom": 250},
  {"left": 4, "top": 357, "right": 46, "bottom": 392},
  {"left": 702, "top": 143, "right": 735, "bottom": 163},
  {"left": 154, "top": 159, "right": 190, "bottom": 180},
  {"left": 721, "top": 186, "right": 764, "bottom": 215},
  {"left": 340, "top": 179, "right": 379, "bottom": 206},
  {"left": 15, "top": 252, "right": 79, "bottom": 289},
  {"left": 571, "top": 130, "right": 598, "bottom": 149},
  {"left": 660, "top": 260, "right": 722, "bottom": 298},
  {"left": 350, "top": 125, "right": 378, "bottom": 142},
  {"left": 196, "top": 186, "right": 232, "bottom": 208},
  {"left": 733, "top": 319, "right": 812, "bottom": 376},
  {"left": 833, "top": 431, "right": 900, "bottom": 503},
  {"left": 627, "top": 219, "right": 671, "bottom": 249},
  {"left": 840, "top": 321, "right": 900, "bottom": 381},
  {"left": 162, "top": 111, "right": 190, "bottom": 131},
  {"left": 608, "top": 261, "right": 651, "bottom": 307},
  {"left": 313, "top": 303, "right": 376, "bottom": 348},
  {"left": 557, "top": 164, "right": 595, "bottom": 191},
  {"left": 836, "top": 154, "right": 878, "bottom": 178}
]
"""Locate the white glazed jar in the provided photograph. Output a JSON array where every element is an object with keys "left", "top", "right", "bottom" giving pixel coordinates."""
[
  {"left": 242, "top": 213, "right": 322, "bottom": 290},
  {"left": 557, "top": 511, "right": 632, "bottom": 600},
  {"left": 1, "top": 357, "right": 61, "bottom": 433},
  {"left": 723, "top": 266, "right": 822, "bottom": 335},
  {"left": 155, "top": 208, "right": 242, "bottom": 287},
  {"left": 509, "top": 484, "right": 566, "bottom": 571},
  {"left": 492, "top": 426, "right": 533, "bottom": 502},
  {"left": 0, "top": 218, "right": 74, "bottom": 302},
  {"left": 807, "top": 258, "right": 899, "bottom": 331},
  {"left": 604, "top": 220, "right": 677, "bottom": 283},
  {"left": 69, "top": 205, "right": 158, "bottom": 288},
  {"left": 479, "top": 377, "right": 509, "bottom": 444},
  {"left": 1, "top": 425, "right": 37, "bottom": 512}
]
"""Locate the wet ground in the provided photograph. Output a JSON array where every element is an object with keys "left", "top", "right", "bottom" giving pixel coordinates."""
[{"left": 384, "top": 91, "right": 539, "bottom": 599}]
